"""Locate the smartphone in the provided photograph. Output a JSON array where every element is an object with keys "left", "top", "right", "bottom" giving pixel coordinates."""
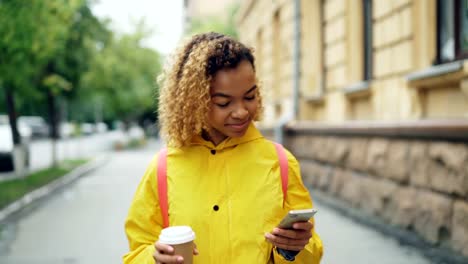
[{"left": 278, "top": 208, "right": 318, "bottom": 229}]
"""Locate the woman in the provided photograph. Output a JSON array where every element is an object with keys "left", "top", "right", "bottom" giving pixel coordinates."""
[{"left": 123, "top": 32, "right": 323, "bottom": 264}]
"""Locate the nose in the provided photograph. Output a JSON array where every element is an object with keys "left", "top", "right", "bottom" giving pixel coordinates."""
[{"left": 231, "top": 105, "right": 248, "bottom": 119}]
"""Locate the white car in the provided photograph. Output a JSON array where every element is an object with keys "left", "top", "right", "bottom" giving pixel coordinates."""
[
  {"left": 0, "top": 115, "right": 31, "bottom": 172},
  {"left": 59, "top": 122, "right": 75, "bottom": 138},
  {"left": 80, "top": 123, "right": 95, "bottom": 135},
  {"left": 96, "top": 122, "right": 108, "bottom": 133},
  {"left": 18, "top": 116, "right": 49, "bottom": 138}
]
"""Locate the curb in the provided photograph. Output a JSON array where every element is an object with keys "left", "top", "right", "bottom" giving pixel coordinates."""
[
  {"left": 310, "top": 188, "right": 468, "bottom": 264},
  {"left": 0, "top": 172, "right": 17, "bottom": 183},
  {"left": 0, "top": 155, "right": 109, "bottom": 223}
]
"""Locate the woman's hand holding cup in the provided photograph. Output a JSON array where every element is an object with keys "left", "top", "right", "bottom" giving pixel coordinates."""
[
  {"left": 153, "top": 241, "right": 198, "bottom": 264},
  {"left": 153, "top": 226, "right": 197, "bottom": 264}
]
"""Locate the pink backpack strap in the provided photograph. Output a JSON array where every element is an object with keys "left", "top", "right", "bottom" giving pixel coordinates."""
[
  {"left": 273, "top": 142, "right": 289, "bottom": 204},
  {"left": 157, "top": 148, "right": 169, "bottom": 228}
]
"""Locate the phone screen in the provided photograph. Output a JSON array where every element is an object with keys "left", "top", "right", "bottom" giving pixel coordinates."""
[{"left": 278, "top": 209, "right": 317, "bottom": 229}]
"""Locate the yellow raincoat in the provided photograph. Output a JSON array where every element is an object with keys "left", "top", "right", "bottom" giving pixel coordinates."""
[{"left": 124, "top": 123, "right": 323, "bottom": 263}]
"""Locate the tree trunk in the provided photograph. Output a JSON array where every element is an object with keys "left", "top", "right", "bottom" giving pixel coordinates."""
[
  {"left": 47, "top": 89, "right": 59, "bottom": 167},
  {"left": 5, "top": 87, "right": 21, "bottom": 145},
  {"left": 5, "top": 87, "right": 27, "bottom": 176}
]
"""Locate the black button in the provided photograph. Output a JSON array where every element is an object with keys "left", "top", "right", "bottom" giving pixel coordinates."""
[
  {"left": 210, "top": 149, "right": 216, "bottom": 155},
  {"left": 213, "top": 205, "right": 219, "bottom": 211}
]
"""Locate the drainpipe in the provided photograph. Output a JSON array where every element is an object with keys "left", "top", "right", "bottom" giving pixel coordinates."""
[{"left": 275, "top": 0, "right": 301, "bottom": 144}]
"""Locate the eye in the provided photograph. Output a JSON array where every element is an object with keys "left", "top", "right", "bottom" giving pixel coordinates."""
[
  {"left": 216, "top": 102, "right": 230, "bottom": 108},
  {"left": 245, "top": 95, "right": 256, "bottom": 101}
]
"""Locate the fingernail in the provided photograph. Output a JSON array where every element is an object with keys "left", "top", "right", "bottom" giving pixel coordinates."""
[
  {"left": 273, "top": 228, "right": 280, "bottom": 233},
  {"left": 167, "top": 246, "right": 174, "bottom": 253},
  {"left": 177, "top": 256, "right": 184, "bottom": 262}
]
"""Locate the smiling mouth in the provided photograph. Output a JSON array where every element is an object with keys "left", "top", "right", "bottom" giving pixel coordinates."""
[{"left": 226, "top": 119, "right": 250, "bottom": 130}]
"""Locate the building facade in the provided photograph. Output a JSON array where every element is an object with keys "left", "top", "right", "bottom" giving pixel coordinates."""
[{"left": 238, "top": 0, "right": 468, "bottom": 260}]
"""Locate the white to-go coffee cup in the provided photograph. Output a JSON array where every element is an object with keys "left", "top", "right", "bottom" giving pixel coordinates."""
[{"left": 158, "top": 226, "right": 196, "bottom": 264}]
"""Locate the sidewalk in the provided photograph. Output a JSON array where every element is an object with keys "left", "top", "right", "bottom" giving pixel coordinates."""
[
  {"left": 0, "top": 141, "right": 159, "bottom": 264},
  {"left": 314, "top": 198, "right": 433, "bottom": 264},
  {"left": 0, "top": 131, "right": 124, "bottom": 182},
  {"left": 0, "top": 155, "right": 109, "bottom": 222}
]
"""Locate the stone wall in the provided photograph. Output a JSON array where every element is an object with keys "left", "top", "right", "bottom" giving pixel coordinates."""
[{"left": 286, "top": 133, "right": 468, "bottom": 257}]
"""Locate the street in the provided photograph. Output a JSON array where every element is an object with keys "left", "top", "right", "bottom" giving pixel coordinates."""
[
  {"left": 0, "top": 140, "right": 434, "bottom": 263},
  {"left": 29, "top": 131, "right": 125, "bottom": 171},
  {"left": 0, "top": 139, "right": 157, "bottom": 264},
  {"left": 0, "top": 131, "right": 126, "bottom": 181}
]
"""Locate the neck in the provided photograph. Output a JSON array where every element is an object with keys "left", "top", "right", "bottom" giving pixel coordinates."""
[{"left": 201, "top": 129, "right": 227, "bottom": 146}]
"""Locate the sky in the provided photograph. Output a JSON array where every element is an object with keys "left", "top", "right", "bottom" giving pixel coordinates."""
[{"left": 92, "top": 0, "right": 184, "bottom": 55}]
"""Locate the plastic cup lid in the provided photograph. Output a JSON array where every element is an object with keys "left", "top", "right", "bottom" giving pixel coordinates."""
[{"left": 158, "top": 226, "right": 196, "bottom": 245}]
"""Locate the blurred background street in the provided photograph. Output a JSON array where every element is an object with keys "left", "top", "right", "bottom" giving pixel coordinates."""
[
  {"left": 0, "top": 131, "right": 121, "bottom": 180},
  {"left": 1, "top": 0, "right": 468, "bottom": 263}
]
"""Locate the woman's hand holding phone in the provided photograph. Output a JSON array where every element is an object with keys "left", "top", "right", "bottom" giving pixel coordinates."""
[
  {"left": 265, "top": 209, "right": 317, "bottom": 251},
  {"left": 264, "top": 221, "right": 313, "bottom": 251}
]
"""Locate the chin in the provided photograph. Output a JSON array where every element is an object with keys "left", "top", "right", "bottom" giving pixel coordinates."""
[{"left": 228, "top": 129, "right": 248, "bottom": 138}]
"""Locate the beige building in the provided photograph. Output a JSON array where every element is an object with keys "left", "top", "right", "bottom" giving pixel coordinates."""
[
  {"left": 238, "top": 0, "right": 468, "bottom": 260},
  {"left": 238, "top": 0, "right": 468, "bottom": 123}
]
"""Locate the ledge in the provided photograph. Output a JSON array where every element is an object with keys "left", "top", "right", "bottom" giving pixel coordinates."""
[
  {"left": 407, "top": 61, "right": 464, "bottom": 81},
  {"left": 286, "top": 119, "right": 468, "bottom": 141},
  {"left": 344, "top": 81, "right": 371, "bottom": 98},
  {"left": 406, "top": 60, "right": 467, "bottom": 88},
  {"left": 303, "top": 94, "right": 325, "bottom": 104}
]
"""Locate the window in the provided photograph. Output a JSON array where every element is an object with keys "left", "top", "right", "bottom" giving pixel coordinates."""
[
  {"left": 363, "top": 0, "right": 373, "bottom": 80},
  {"left": 456, "top": 0, "right": 468, "bottom": 58},
  {"left": 437, "top": 0, "right": 468, "bottom": 63}
]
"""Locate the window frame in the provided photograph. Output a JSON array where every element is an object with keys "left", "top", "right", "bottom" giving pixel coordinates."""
[
  {"left": 454, "top": 0, "right": 468, "bottom": 60},
  {"left": 436, "top": 0, "right": 468, "bottom": 63},
  {"left": 363, "top": 0, "right": 373, "bottom": 81}
]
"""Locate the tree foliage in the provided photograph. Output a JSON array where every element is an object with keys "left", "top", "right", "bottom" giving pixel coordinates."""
[
  {"left": 0, "top": 0, "right": 79, "bottom": 96},
  {"left": 186, "top": 3, "right": 240, "bottom": 39},
  {"left": 76, "top": 20, "right": 161, "bottom": 123},
  {"left": 0, "top": 1, "right": 162, "bottom": 125},
  {"left": 0, "top": 0, "right": 80, "bottom": 145},
  {"left": 0, "top": 0, "right": 162, "bottom": 173}
]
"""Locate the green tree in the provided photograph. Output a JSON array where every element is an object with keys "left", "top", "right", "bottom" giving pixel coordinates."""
[
  {"left": 187, "top": 3, "right": 239, "bottom": 38},
  {"left": 0, "top": 0, "right": 78, "bottom": 174},
  {"left": 78, "top": 21, "right": 161, "bottom": 125},
  {"left": 35, "top": 1, "right": 110, "bottom": 165}
]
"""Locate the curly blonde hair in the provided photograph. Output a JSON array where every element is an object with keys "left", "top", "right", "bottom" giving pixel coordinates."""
[{"left": 158, "top": 32, "right": 264, "bottom": 147}]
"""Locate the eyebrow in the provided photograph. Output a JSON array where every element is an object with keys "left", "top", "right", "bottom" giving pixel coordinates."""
[{"left": 211, "top": 85, "right": 257, "bottom": 98}]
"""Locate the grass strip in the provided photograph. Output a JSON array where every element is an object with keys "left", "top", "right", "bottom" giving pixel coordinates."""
[{"left": 0, "top": 159, "right": 88, "bottom": 210}]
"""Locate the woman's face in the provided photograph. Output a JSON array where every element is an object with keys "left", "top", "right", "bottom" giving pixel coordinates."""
[{"left": 206, "top": 60, "right": 258, "bottom": 145}]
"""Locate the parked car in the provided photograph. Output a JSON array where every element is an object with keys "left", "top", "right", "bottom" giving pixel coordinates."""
[
  {"left": 0, "top": 115, "right": 31, "bottom": 172},
  {"left": 59, "top": 122, "right": 75, "bottom": 138},
  {"left": 96, "top": 122, "right": 108, "bottom": 133},
  {"left": 80, "top": 123, "right": 95, "bottom": 135},
  {"left": 18, "top": 116, "right": 49, "bottom": 138}
]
